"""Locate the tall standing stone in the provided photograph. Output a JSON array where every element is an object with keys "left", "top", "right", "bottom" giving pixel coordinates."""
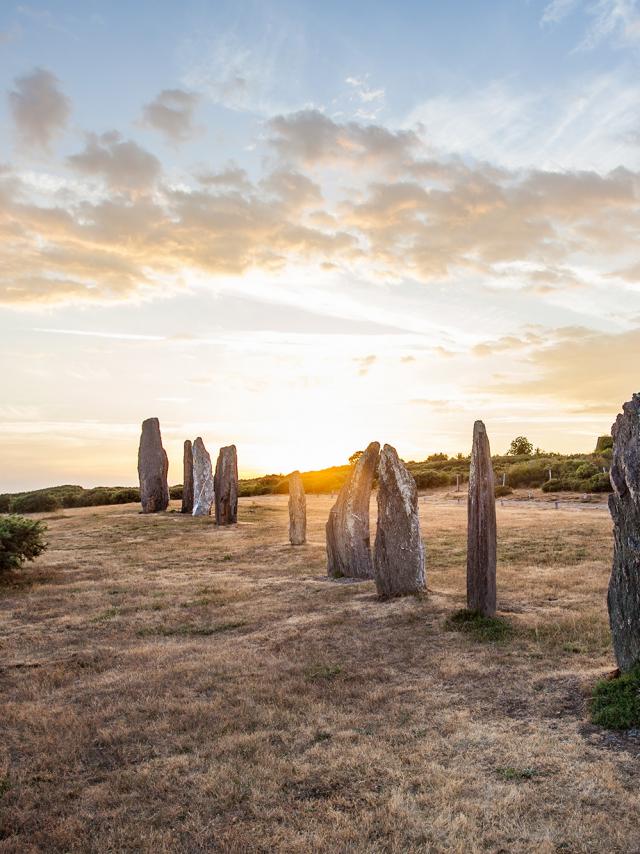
[
  {"left": 608, "top": 394, "right": 640, "bottom": 672},
  {"left": 192, "top": 437, "right": 214, "bottom": 517},
  {"left": 289, "top": 470, "right": 306, "bottom": 545},
  {"left": 214, "top": 445, "right": 238, "bottom": 525},
  {"left": 181, "top": 440, "right": 194, "bottom": 514},
  {"left": 326, "top": 441, "right": 380, "bottom": 579},
  {"left": 373, "top": 444, "right": 425, "bottom": 597},
  {"left": 466, "top": 420, "right": 497, "bottom": 617},
  {"left": 137, "top": 417, "right": 169, "bottom": 513}
]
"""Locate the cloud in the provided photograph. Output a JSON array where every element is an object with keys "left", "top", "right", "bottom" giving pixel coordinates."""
[
  {"left": 267, "top": 109, "right": 420, "bottom": 168},
  {"left": 67, "top": 132, "right": 161, "bottom": 192},
  {"left": 541, "top": 0, "right": 640, "bottom": 48},
  {"left": 141, "top": 89, "right": 199, "bottom": 143},
  {"left": 8, "top": 67, "right": 70, "bottom": 149},
  {"left": 196, "top": 165, "right": 251, "bottom": 190},
  {"left": 488, "top": 325, "right": 640, "bottom": 410}
]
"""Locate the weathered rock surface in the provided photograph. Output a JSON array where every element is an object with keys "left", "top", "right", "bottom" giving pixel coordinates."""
[
  {"left": 608, "top": 394, "right": 640, "bottom": 671},
  {"left": 288, "top": 470, "right": 306, "bottom": 545},
  {"left": 467, "top": 420, "right": 497, "bottom": 617},
  {"left": 192, "top": 437, "right": 214, "bottom": 516},
  {"left": 326, "top": 441, "right": 380, "bottom": 579},
  {"left": 214, "top": 445, "right": 238, "bottom": 525},
  {"left": 137, "top": 417, "right": 169, "bottom": 513},
  {"left": 181, "top": 439, "right": 194, "bottom": 514},
  {"left": 373, "top": 444, "right": 425, "bottom": 597}
]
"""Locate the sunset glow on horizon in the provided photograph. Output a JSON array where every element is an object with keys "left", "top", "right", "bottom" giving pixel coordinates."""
[{"left": 1, "top": 1, "right": 640, "bottom": 491}]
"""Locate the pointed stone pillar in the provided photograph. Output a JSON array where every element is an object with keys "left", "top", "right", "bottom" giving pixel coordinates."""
[
  {"left": 181, "top": 439, "right": 194, "bottom": 514},
  {"left": 326, "top": 441, "right": 380, "bottom": 579},
  {"left": 137, "top": 417, "right": 169, "bottom": 513},
  {"left": 467, "top": 420, "right": 497, "bottom": 617},
  {"left": 373, "top": 444, "right": 425, "bottom": 597},
  {"left": 214, "top": 445, "right": 238, "bottom": 525},
  {"left": 288, "top": 470, "right": 306, "bottom": 545},
  {"left": 608, "top": 395, "right": 640, "bottom": 671},
  {"left": 192, "top": 437, "right": 214, "bottom": 516}
]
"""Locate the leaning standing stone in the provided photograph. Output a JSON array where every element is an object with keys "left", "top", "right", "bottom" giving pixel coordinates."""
[
  {"left": 326, "top": 441, "right": 380, "bottom": 579},
  {"left": 608, "top": 394, "right": 640, "bottom": 671},
  {"left": 192, "top": 437, "right": 214, "bottom": 516},
  {"left": 137, "top": 417, "right": 169, "bottom": 513},
  {"left": 373, "top": 444, "right": 425, "bottom": 597},
  {"left": 288, "top": 471, "right": 306, "bottom": 545},
  {"left": 181, "top": 439, "right": 194, "bottom": 514},
  {"left": 214, "top": 445, "right": 238, "bottom": 525},
  {"left": 466, "top": 420, "right": 497, "bottom": 617}
]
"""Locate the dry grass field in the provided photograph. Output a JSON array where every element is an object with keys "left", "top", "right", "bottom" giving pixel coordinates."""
[{"left": 1, "top": 493, "right": 638, "bottom": 853}]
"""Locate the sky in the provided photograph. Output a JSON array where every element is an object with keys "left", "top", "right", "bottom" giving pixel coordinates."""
[{"left": 1, "top": 0, "right": 639, "bottom": 490}]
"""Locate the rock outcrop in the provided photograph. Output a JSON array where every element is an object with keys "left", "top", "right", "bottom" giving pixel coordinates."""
[
  {"left": 192, "top": 437, "right": 214, "bottom": 516},
  {"left": 288, "top": 471, "right": 306, "bottom": 545},
  {"left": 467, "top": 420, "right": 497, "bottom": 617},
  {"left": 373, "top": 444, "right": 425, "bottom": 597},
  {"left": 137, "top": 417, "right": 169, "bottom": 513},
  {"left": 181, "top": 439, "right": 194, "bottom": 514},
  {"left": 608, "top": 394, "right": 640, "bottom": 671},
  {"left": 326, "top": 441, "right": 380, "bottom": 579},
  {"left": 214, "top": 445, "right": 238, "bottom": 525}
]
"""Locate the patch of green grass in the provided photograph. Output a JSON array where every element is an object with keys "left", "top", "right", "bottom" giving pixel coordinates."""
[
  {"left": 445, "top": 609, "right": 512, "bottom": 643},
  {"left": 222, "top": 554, "right": 233, "bottom": 562},
  {"left": 136, "top": 620, "right": 246, "bottom": 638},
  {"left": 91, "top": 607, "right": 120, "bottom": 622},
  {"left": 591, "top": 666, "right": 640, "bottom": 730},
  {"left": 496, "top": 767, "right": 537, "bottom": 782},
  {"left": 304, "top": 663, "right": 342, "bottom": 682}
]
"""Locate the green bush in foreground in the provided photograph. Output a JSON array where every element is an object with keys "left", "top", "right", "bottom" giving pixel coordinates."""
[
  {"left": 0, "top": 515, "right": 48, "bottom": 573},
  {"left": 591, "top": 667, "right": 640, "bottom": 730}
]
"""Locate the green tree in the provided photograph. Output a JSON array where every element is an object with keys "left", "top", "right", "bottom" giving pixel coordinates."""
[{"left": 508, "top": 436, "right": 534, "bottom": 456}]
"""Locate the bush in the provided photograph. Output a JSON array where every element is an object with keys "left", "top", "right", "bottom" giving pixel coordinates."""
[
  {"left": 586, "top": 473, "right": 613, "bottom": 493},
  {"left": 0, "top": 515, "right": 48, "bottom": 572},
  {"left": 507, "top": 460, "right": 554, "bottom": 488},
  {"left": 413, "top": 470, "right": 450, "bottom": 489},
  {"left": 169, "top": 485, "right": 183, "bottom": 500},
  {"left": 591, "top": 667, "right": 640, "bottom": 730},
  {"left": 0, "top": 494, "right": 10, "bottom": 513},
  {"left": 575, "top": 462, "right": 598, "bottom": 479},
  {"left": 495, "top": 485, "right": 513, "bottom": 497},
  {"left": 9, "top": 492, "right": 61, "bottom": 513},
  {"left": 595, "top": 435, "right": 613, "bottom": 453}
]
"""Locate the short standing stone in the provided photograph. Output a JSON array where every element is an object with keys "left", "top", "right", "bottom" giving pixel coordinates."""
[
  {"left": 608, "top": 394, "right": 640, "bottom": 672},
  {"left": 137, "top": 417, "right": 169, "bottom": 513},
  {"left": 326, "top": 441, "right": 380, "bottom": 579},
  {"left": 214, "top": 445, "right": 238, "bottom": 525},
  {"left": 181, "top": 439, "right": 194, "bottom": 514},
  {"left": 288, "top": 471, "right": 306, "bottom": 545},
  {"left": 192, "top": 437, "right": 214, "bottom": 516},
  {"left": 373, "top": 444, "right": 425, "bottom": 597},
  {"left": 466, "top": 420, "right": 497, "bottom": 617}
]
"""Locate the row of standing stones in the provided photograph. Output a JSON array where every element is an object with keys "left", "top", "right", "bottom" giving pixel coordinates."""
[
  {"left": 137, "top": 418, "right": 238, "bottom": 525},
  {"left": 138, "top": 392, "right": 640, "bottom": 675}
]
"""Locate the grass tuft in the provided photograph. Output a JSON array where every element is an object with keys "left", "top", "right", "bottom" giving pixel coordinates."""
[
  {"left": 304, "top": 663, "right": 342, "bottom": 682},
  {"left": 496, "top": 766, "right": 538, "bottom": 781},
  {"left": 445, "top": 608, "right": 512, "bottom": 642},
  {"left": 591, "top": 666, "right": 640, "bottom": 730}
]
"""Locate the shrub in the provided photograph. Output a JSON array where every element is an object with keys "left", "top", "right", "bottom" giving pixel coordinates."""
[
  {"left": 0, "top": 515, "right": 47, "bottom": 573},
  {"left": 495, "top": 485, "right": 513, "bottom": 497},
  {"left": 507, "top": 460, "right": 554, "bottom": 488},
  {"left": 591, "top": 667, "right": 640, "bottom": 730},
  {"left": 575, "top": 462, "right": 598, "bottom": 479},
  {"left": 595, "top": 435, "right": 613, "bottom": 453},
  {"left": 586, "top": 473, "right": 613, "bottom": 493},
  {"left": 169, "top": 485, "right": 183, "bottom": 500},
  {"left": 0, "top": 494, "right": 10, "bottom": 513},
  {"left": 9, "top": 492, "right": 61, "bottom": 513},
  {"left": 413, "top": 470, "right": 450, "bottom": 489}
]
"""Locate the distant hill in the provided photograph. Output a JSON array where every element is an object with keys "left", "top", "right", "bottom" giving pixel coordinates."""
[{"left": 0, "top": 445, "right": 613, "bottom": 513}]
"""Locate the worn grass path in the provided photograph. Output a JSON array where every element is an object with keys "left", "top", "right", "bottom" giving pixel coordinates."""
[{"left": 1, "top": 496, "right": 638, "bottom": 852}]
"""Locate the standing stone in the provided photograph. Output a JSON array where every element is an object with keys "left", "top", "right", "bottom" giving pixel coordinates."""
[
  {"left": 181, "top": 440, "right": 194, "bottom": 514},
  {"left": 466, "top": 420, "right": 497, "bottom": 617},
  {"left": 137, "top": 417, "right": 169, "bottom": 513},
  {"left": 608, "top": 394, "right": 640, "bottom": 671},
  {"left": 373, "top": 444, "right": 425, "bottom": 597},
  {"left": 288, "top": 471, "right": 306, "bottom": 545},
  {"left": 192, "top": 437, "right": 214, "bottom": 517},
  {"left": 326, "top": 441, "right": 380, "bottom": 579},
  {"left": 214, "top": 445, "right": 238, "bottom": 525}
]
